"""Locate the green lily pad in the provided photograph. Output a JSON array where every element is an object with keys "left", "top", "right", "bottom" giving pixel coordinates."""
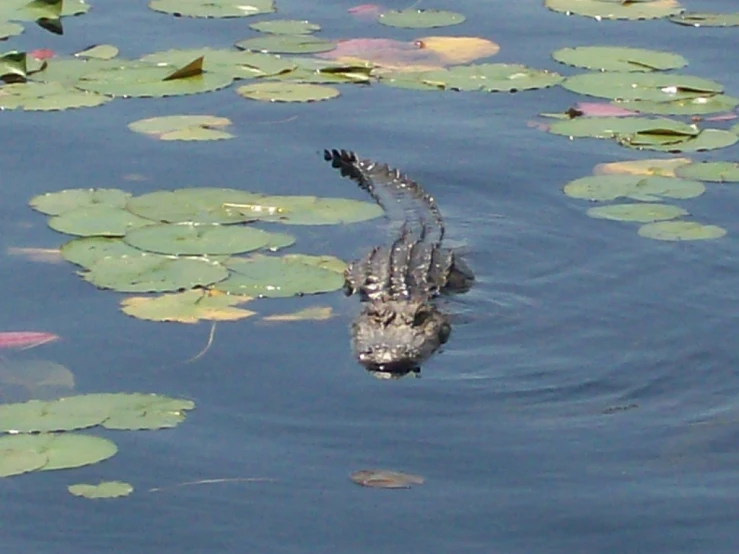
[
  {"left": 0, "top": 398, "right": 107, "bottom": 433},
  {"left": 552, "top": 46, "right": 687, "bottom": 72},
  {"left": 60, "top": 237, "right": 148, "bottom": 269},
  {"left": 3, "top": 0, "right": 91, "bottom": 20},
  {"left": 0, "top": 433, "right": 117, "bottom": 472},
  {"left": 378, "top": 9, "right": 465, "bottom": 28},
  {"left": 668, "top": 12, "right": 739, "bottom": 27},
  {"left": 612, "top": 95, "right": 739, "bottom": 116},
  {"left": 237, "top": 81, "right": 339, "bottom": 102},
  {"left": 0, "top": 446, "right": 46, "bottom": 477},
  {"left": 618, "top": 129, "right": 738, "bottom": 153},
  {"left": 140, "top": 48, "right": 295, "bottom": 79},
  {"left": 0, "top": 21, "right": 23, "bottom": 40},
  {"left": 216, "top": 254, "right": 346, "bottom": 297},
  {"left": 235, "top": 34, "right": 335, "bottom": 54},
  {"left": 76, "top": 61, "right": 234, "bottom": 98},
  {"left": 149, "top": 0, "right": 274, "bottom": 18},
  {"left": 123, "top": 222, "right": 276, "bottom": 256},
  {"left": 549, "top": 116, "right": 698, "bottom": 139},
  {"left": 82, "top": 255, "right": 229, "bottom": 292},
  {"left": 562, "top": 72, "right": 723, "bottom": 102},
  {"left": 126, "top": 188, "right": 261, "bottom": 224},
  {"left": 30, "top": 58, "right": 135, "bottom": 86},
  {"left": 545, "top": 0, "right": 682, "bottom": 20},
  {"left": 222, "top": 194, "right": 383, "bottom": 225},
  {"left": 128, "top": 115, "right": 234, "bottom": 141},
  {"left": 249, "top": 19, "right": 320, "bottom": 34},
  {"left": 732, "top": 122, "right": 739, "bottom": 136},
  {"left": 564, "top": 174, "right": 705, "bottom": 202},
  {"left": 30, "top": 188, "right": 131, "bottom": 215},
  {"left": 420, "top": 63, "right": 563, "bottom": 92},
  {"left": 378, "top": 72, "right": 445, "bottom": 91},
  {"left": 0, "top": 81, "right": 111, "bottom": 110},
  {"left": 638, "top": 221, "right": 727, "bottom": 241},
  {"left": 48, "top": 206, "right": 154, "bottom": 237},
  {"left": 102, "top": 393, "right": 195, "bottom": 430},
  {"left": 675, "top": 162, "right": 739, "bottom": 183},
  {"left": 69, "top": 481, "right": 133, "bottom": 499},
  {"left": 121, "top": 289, "right": 255, "bottom": 323},
  {"left": 269, "top": 58, "right": 373, "bottom": 84},
  {"left": 587, "top": 203, "right": 688, "bottom": 222},
  {"left": 75, "top": 44, "right": 119, "bottom": 60}
]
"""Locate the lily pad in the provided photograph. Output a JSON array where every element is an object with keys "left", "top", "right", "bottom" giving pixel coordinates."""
[
  {"left": 0, "top": 21, "right": 23, "bottom": 40},
  {"left": 76, "top": 60, "right": 234, "bottom": 98},
  {"left": 235, "top": 34, "right": 335, "bottom": 54},
  {"left": 30, "top": 188, "right": 131, "bottom": 215},
  {"left": 126, "top": 188, "right": 260, "bottom": 224},
  {"left": 237, "top": 81, "right": 340, "bottom": 102},
  {"left": 587, "top": 203, "right": 688, "bottom": 222},
  {"left": 249, "top": 19, "right": 320, "bottom": 34},
  {"left": 612, "top": 95, "right": 739, "bottom": 116},
  {"left": 68, "top": 481, "right": 133, "bottom": 499},
  {"left": 0, "top": 433, "right": 117, "bottom": 472},
  {"left": 378, "top": 9, "right": 465, "bottom": 29},
  {"left": 549, "top": 116, "right": 698, "bottom": 139},
  {"left": 675, "top": 162, "right": 739, "bottom": 183},
  {"left": 82, "top": 255, "right": 228, "bottom": 292},
  {"left": 3, "top": 0, "right": 91, "bottom": 20},
  {"left": 618, "top": 129, "right": 738, "bottom": 153},
  {"left": 221, "top": 194, "right": 383, "bottom": 225},
  {"left": 269, "top": 58, "right": 372, "bottom": 84},
  {"left": 149, "top": 0, "right": 275, "bottom": 18},
  {"left": 75, "top": 44, "right": 119, "bottom": 60},
  {"left": 552, "top": 46, "right": 687, "bottom": 72},
  {"left": 123, "top": 222, "right": 275, "bottom": 256},
  {"left": 216, "top": 254, "right": 346, "bottom": 297},
  {"left": 48, "top": 206, "right": 154, "bottom": 237},
  {"left": 128, "top": 115, "right": 234, "bottom": 141},
  {"left": 638, "top": 221, "right": 727, "bottom": 241},
  {"left": 668, "top": 12, "right": 739, "bottom": 27},
  {"left": 594, "top": 157, "right": 691, "bottom": 177},
  {"left": 544, "top": 0, "right": 682, "bottom": 20},
  {"left": 101, "top": 393, "right": 195, "bottom": 430},
  {"left": 562, "top": 72, "right": 723, "bottom": 102},
  {"left": 563, "top": 174, "right": 705, "bottom": 202},
  {"left": 0, "top": 398, "right": 107, "bottom": 433},
  {"left": 140, "top": 48, "right": 295, "bottom": 79},
  {"left": 121, "top": 289, "right": 255, "bottom": 323},
  {"left": 60, "top": 237, "right": 148, "bottom": 268},
  {"left": 0, "top": 447, "right": 46, "bottom": 477},
  {"left": 350, "top": 469, "right": 425, "bottom": 488},
  {"left": 0, "top": 81, "right": 111, "bottom": 110},
  {"left": 420, "top": 63, "right": 563, "bottom": 92}
]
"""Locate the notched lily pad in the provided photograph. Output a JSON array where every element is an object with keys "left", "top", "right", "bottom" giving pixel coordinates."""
[
  {"left": 30, "top": 188, "right": 132, "bottom": 215},
  {"left": 0, "top": 433, "right": 117, "bottom": 474},
  {"left": 235, "top": 34, "right": 335, "bottom": 54},
  {"left": 140, "top": 48, "right": 295, "bottom": 79},
  {"left": 420, "top": 63, "right": 563, "bottom": 92},
  {"left": 618, "top": 129, "right": 738, "bottom": 153},
  {"left": 675, "top": 162, "right": 739, "bottom": 183},
  {"left": 562, "top": 72, "right": 723, "bottom": 102},
  {"left": 61, "top": 237, "right": 147, "bottom": 269},
  {"left": 48, "top": 206, "right": 154, "bottom": 237},
  {"left": 121, "top": 289, "right": 255, "bottom": 323},
  {"left": 563, "top": 174, "right": 705, "bottom": 202},
  {"left": 237, "top": 82, "right": 340, "bottom": 102},
  {"left": 552, "top": 46, "right": 687, "bottom": 72},
  {"left": 638, "top": 221, "right": 727, "bottom": 241},
  {"left": 0, "top": 81, "right": 111, "bottom": 110}
]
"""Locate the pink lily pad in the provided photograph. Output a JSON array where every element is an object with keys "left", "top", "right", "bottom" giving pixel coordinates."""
[
  {"left": 576, "top": 102, "right": 638, "bottom": 117},
  {"left": 0, "top": 332, "right": 59, "bottom": 350}
]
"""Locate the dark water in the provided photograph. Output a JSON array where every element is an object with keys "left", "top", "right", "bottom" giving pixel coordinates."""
[{"left": 2, "top": 1, "right": 739, "bottom": 552}]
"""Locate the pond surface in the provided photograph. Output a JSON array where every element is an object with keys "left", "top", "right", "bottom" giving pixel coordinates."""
[{"left": 1, "top": 1, "right": 739, "bottom": 553}]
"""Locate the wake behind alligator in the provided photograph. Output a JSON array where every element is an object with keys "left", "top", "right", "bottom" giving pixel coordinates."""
[{"left": 324, "top": 149, "right": 474, "bottom": 377}]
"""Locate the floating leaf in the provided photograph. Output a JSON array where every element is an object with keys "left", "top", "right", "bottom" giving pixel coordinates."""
[
  {"left": 563, "top": 174, "right": 705, "bottom": 202},
  {"left": 0, "top": 359, "right": 74, "bottom": 402},
  {"left": 235, "top": 34, "right": 335, "bottom": 54},
  {"left": 128, "top": 115, "right": 234, "bottom": 141},
  {"left": 638, "top": 221, "right": 726, "bottom": 241},
  {"left": 417, "top": 36, "right": 500, "bottom": 65},
  {"left": 0, "top": 22, "right": 23, "bottom": 40},
  {"left": 594, "top": 158, "right": 691, "bottom": 177},
  {"left": 378, "top": 9, "right": 465, "bottom": 28},
  {"left": 101, "top": 393, "right": 195, "bottom": 430},
  {"left": 61, "top": 237, "right": 147, "bottom": 268},
  {"left": 668, "top": 12, "right": 739, "bottom": 27},
  {"left": 48, "top": 206, "right": 154, "bottom": 237},
  {"left": 126, "top": 188, "right": 258, "bottom": 224},
  {"left": 562, "top": 72, "right": 723, "bottom": 102},
  {"left": 0, "top": 447, "right": 46, "bottom": 477},
  {"left": 545, "top": 0, "right": 682, "bottom": 20},
  {"left": 237, "top": 82, "right": 340, "bottom": 102},
  {"left": 262, "top": 306, "right": 334, "bottom": 322},
  {"left": 68, "top": 481, "right": 133, "bottom": 499},
  {"left": 149, "top": 0, "right": 275, "bottom": 18},
  {"left": 549, "top": 116, "right": 697, "bottom": 139},
  {"left": 379, "top": 71, "right": 444, "bottom": 90},
  {"left": 350, "top": 469, "right": 424, "bottom": 488},
  {"left": 30, "top": 188, "right": 131, "bottom": 215},
  {"left": 0, "top": 433, "right": 117, "bottom": 473},
  {"left": 0, "top": 332, "right": 58, "bottom": 350},
  {"left": 552, "top": 46, "right": 687, "bottom": 72},
  {"left": 0, "top": 81, "right": 111, "bottom": 110},
  {"left": 222, "top": 194, "right": 383, "bottom": 225},
  {"left": 269, "top": 58, "right": 373, "bottom": 84},
  {"left": 249, "top": 19, "right": 320, "bottom": 34},
  {"left": 675, "top": 162, "right": 739, "bottom": 183},
  {"left": 140, "top": 48, "right": 295, "bottom": 79},
  {"left": 613, "top": 95, "right": 739, "bottom": 116},
  {"left": 420, "top": 63, "right": 563, "bottom": 92},
  {"left": 0, "top": 398, "right": 107, "bottom": 433},
  {"left": 82, "top": 255, "right": 228, "bottom": 292},
  {"left": 121, "top": 289, "right": 255, "bottom": 323},
  {"left": 75, "top": 44, "right": 119, "bottom": 60},
  {"left": 0, "top": 0, "right": 89, "bottom": 21},
  {"left": 216, "top": 254, "right": 346, "bottom": 297},
  {"left": 618, "top": 129, "right": 738, "bottom": 153},
  {"left": 587, "top": 203, "right": 688, "bottom": 222}
]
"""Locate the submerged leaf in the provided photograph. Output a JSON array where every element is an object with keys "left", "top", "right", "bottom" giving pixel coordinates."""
[
  {"left": 350, "top": 469, "right": 424, "bottom": 488},
  {"left": 68, "top": 481, "right": 133, "bottom": 499}
]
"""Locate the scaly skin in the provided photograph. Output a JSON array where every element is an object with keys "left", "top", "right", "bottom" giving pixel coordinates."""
[{"left": 324, "top": 149, "right": 474, "bottom": 376}]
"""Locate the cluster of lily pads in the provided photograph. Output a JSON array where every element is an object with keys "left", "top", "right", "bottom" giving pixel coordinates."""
[
  {"left": 545, "top": 0, "right": 739, "bottom": 25},
  {"left": 29, "top": 186, "right": 382, "bottom": 321}
]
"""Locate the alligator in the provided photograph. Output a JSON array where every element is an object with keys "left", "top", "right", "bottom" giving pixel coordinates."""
[{"left": 324, "top": 148, "right": 474, "bottom": 377}]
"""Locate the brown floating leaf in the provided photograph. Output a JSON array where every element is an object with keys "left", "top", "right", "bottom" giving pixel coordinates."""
[
  {"left": 262, "top": 306, "right": 334, "bottom": 322},
  {"left": 163, "top": 56, "right": 204, "bottom": 81},
  {"left": 350, "top": 469, "right": 425, "bottom": 489}
]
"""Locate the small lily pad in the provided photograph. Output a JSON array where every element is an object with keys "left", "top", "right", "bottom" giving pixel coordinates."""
[
  {"left": 237, "top": 82, "right": 340, "bottom": 102},
  {"left": 68, "top": 481, "right": 133, "bottom": 499},
  {"left": 235, "top": 34, "right": 335, "bottom": 54},
  {"left": 668, "top": 12, "right": 739, "bottom": 27},
  {"left": 121, "top": 289, "right": 255, "bottom": 323},
  {"left": 350, "top": 469, "right": 425, "bottom": 489},
  {"left": 249, "top": 19, "right": 320, "bottom": 34},
  {"left": 149, "top": 0, "right": 275, "bottom": 18},
  {"left": 587, "top": 203, "right": 688, "bottom": 222},
  {"left": 129, "top": 115, "right": 234, "bottom": 141},
  {"left": 30, "top": 188, "right": 132, "bottom": 215},
  {"left": 48, "top": 206, "right": 154, "bottom": 237},
  {"left": 618, "top": 129, "right": 738, "bottom": 153},
  {"left": 552, "top": 46, "right": 687, "bottom": 72},
  {"left": 545, "top": 0, "right": 682, "bottom": 20},
  {"left": 564, "top": 174, "right": 705, "bottom": 202},
  {"left": 82, "top": 255, "right": 228, "bottom": 292},
  {"left": 0, "top": 81, "right": 111, "bottom": 110},
  {"left": 0, "top": 433, "right": 117, "bottom": 472},
  {"left": 675, "top": 162, "right": 739, "bottom": 183},
  {"left": 562, "top": 72, "right": 724, "bottom": 102},
  {"left": 61, "top": 237, "right": 147, "bottom": 269},
  {"left": 638, "top": 221, "right": 727, "bottom": 241},
  {"left": 421, "top": 63, "right": 563, "bottom": 92},
  {"left": 378, "top": 9, "right": 465, "bottom": 29}
]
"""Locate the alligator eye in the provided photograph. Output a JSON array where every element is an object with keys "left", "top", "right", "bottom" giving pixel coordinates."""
[{"left": 413, "top": 310, "right": 429, "bottom": 327}]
